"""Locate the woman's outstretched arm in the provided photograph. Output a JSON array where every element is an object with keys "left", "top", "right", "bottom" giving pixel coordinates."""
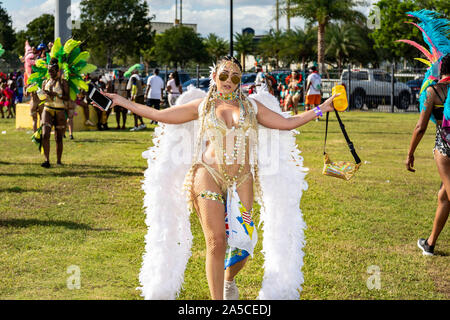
[
  {"left": 255, "top": 94, "right": 338, "bottom": 130},
  {"left": 97, "top": 92, "right": 202, "bottom": 124}
]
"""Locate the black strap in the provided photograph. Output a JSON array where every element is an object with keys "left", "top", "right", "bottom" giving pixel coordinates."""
[
  {"left": 324, "top": 110, "right": 361, "bottom": 165},
  {"left": 430, "top": 85, "right": 446, "bottom": 105}
]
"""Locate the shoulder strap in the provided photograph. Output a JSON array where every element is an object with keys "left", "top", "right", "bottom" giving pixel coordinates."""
[
  {"left": 431, "top": 84, "right": 446, "bottom": 104},
  {"left": 324, "top": 110, "right": 361, "bottom": 165},
  {"left": 323, "top": 111, "right": 330, "bottom": 155}
]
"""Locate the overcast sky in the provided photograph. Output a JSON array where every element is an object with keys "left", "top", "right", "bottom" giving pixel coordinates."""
[{"left": 5, "top": 0, "right": 377, "bottom": 39}]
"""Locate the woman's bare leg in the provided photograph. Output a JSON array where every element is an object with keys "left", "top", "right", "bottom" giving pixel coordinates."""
[
  {"left": 55, "top": 111, "right": 66, "bottom": 164},
  {"left": 429, "top": 151, "right": 450, "bottom": 246},
  {"left": 293, "top": 94, "right": 300, "bottom": 115},
  {"left": 193, "top": 167, "right": 227, "bottom": 300},
  {"left": 284, "top": 95, "right": 292, "bottom": 112},
  {"left": 41, "top": 111, "right": 52, "bottom": 163}
]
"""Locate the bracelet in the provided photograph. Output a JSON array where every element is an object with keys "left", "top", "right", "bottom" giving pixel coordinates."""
[{"left": 313, "top": 106, "right": 323, "bottom": 117}]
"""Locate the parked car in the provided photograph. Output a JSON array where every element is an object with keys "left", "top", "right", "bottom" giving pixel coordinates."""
[
  {"left": 182, "top": 78, "right": 211, "bottom": 93},
  {"left": 143, "top": 71, "right": 191, "bottom": 88},
  {"left": 322, "top": 69, "right": 412, "bottom": 110},
  {"left": 406, "top": 77, "right": 423, "bottom": 107},
  {"left": 240, "top": 73, "right": 257, "bottom": 94}
]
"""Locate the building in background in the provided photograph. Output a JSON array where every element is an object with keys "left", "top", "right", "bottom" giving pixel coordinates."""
[{"left": 151, "top": 22, "right": 197, "bottom": 35}]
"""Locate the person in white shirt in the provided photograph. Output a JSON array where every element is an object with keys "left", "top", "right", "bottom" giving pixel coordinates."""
[
  {"left": 305, "top": 66, "right": 322, "bottom": 111},
  {"left": 145, "top": 68, "right": 164, "bottom": 124},
  {"left": 127, "top": 69, "right": 146, "bottom": 131},
  {"left": 166, "top": 71, "right": 183, "bottom": 107}
]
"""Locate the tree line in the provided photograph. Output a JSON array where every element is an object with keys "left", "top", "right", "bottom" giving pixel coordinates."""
[{"left": 0, "top": 0, "right": 448, "bottom": 73}]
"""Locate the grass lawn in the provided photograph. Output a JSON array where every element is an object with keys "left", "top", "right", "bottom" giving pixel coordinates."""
[{"left": 0, "top": 110, "right": 448, "bottom": 300}]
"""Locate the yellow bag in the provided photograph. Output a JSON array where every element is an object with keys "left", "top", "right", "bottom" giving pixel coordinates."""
[{"left": 323, "top": 110, "right": 361, "bottom": 180}]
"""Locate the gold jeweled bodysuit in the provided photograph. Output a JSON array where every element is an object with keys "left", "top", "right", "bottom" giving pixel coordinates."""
[{"left": 183, "top": 93, "right": 261, "bottom": 268}]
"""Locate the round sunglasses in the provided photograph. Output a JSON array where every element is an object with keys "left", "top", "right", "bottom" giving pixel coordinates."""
[{"left": 218, "top": 72, "right": 241, "bottom": 85}]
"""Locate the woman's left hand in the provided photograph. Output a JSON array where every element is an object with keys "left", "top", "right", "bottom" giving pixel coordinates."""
[
  {"left": 406, "top": 154, "right": 416, "bottom": 172},
  {"left": 319, "top": 93, "right": 340, "bottom": 113},
  {"left": 319, "top": 93, "right": 341, "bottom": 112}
]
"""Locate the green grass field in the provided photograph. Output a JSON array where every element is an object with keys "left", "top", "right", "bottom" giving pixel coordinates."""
[{"left": 0, "top": 110, "right": 448, "bottom": 300}]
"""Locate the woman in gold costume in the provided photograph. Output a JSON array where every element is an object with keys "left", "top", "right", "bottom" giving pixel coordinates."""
[{"left": 95, "top": 56, "right": 337, "bottom": 300}]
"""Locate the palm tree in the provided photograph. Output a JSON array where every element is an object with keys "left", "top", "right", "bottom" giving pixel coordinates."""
[
  {"left": 325, "top": 23, "right": 361, "bottom": 74},
  {"left": 234, "top": 32, "right": 255, "bottom": 72},
  {"left": 258, "top": 29, "right": 285, "bottom": 69},
  {"left": 280, "top": 27, "right": 316, "bottom": 69},
  {"left": 283, "top": 0, "right": 366, "bottom": 73},
  {"left": 204, "top": 33, "right": 229, "bottom": 62}
]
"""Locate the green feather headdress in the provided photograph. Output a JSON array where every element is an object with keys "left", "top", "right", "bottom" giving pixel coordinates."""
[
  {"left": 124, "top": 64, "right": 144, "bottom": 78},
  {"left": 0, "top": 44, "right": 4, "bottom": 57},
  {"left": 26, "top": 38, "right": 97, "bottom": 100}
]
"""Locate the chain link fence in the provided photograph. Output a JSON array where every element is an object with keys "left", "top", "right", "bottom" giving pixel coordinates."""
[{"left": 320, "top": 65, "right": 426, "bottom": 113}]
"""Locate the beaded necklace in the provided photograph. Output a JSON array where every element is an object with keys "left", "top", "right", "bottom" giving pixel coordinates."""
[{"left": 214, "top": 91, "right": 238, "bottom": 101}]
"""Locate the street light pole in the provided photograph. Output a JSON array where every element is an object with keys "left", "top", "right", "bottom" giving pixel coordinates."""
[
  {"left": 55, "top": 0, "right": 72, "bottom": 43},
  {"left": 180, "top": 0, "right": 183, "bottom": 25},
  {"left": 175, "top": 0, "right": 178, "bottom": 24},
  {"left": 230, "top": 0, "right": 233, "bottom": 57}
]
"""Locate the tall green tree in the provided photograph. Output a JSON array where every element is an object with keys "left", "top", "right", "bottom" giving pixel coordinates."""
[
  {"left": 280, "top": 27, "right": 316, "bottom": 69},
  {"left": 258, "top": 29, "right": 284, "bottom": 69},
  {"left": 370, "top": 0, "right": 448, "bottom": 63},
  {"left": 77, "top": 0, "right": 154, "bottom": 68},
  {"left": 325, "top": 23, "right": 361, "bottom": 73},
  {"left": 0, "top": 1, "right": 15, "bottom": 51},
  {"left": 204, "top": 33, "right": 229, "bottom": 63},
  {"left": 234, "top": 32, "right": 255, "bottom": 71},
  {"left": 154, "top": 26, "right": 208, "bottom": 68},
  {"left": 283, "top": 0, "right": 366, "bottom": 73}
]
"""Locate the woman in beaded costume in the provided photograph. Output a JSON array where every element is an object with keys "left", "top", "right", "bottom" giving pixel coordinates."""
[{"left": 96, "top": 56, "right": 337, "bottom": 300}]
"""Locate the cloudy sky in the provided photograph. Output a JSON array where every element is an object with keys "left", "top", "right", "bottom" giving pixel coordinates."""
[{"left": 4, "top": 0, "right": 377, "bottom": 39}]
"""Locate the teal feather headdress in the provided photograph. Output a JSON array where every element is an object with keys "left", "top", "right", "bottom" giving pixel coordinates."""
[
  {"left": 396, "top": 10, "right": 450, "bottom": 124},
  {"left": 26, "top": 38, "right": 97, "bottom": 100}
]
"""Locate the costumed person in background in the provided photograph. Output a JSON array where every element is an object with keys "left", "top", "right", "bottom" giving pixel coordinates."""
[
  {"left": 167, "top": 71, "right": 183, "bottom": 107},
  {"left": 125, "top": 65, "right": 146, "bottom": 131},
  {"left": 38, "top": 58, "right": 70, "bottom": 167},
  {"left": 96, "top": 71, "right": 115, "bottom": 130},
  {"left": 23, "top": 41, "right": 41, "bottom": 132},
  {"left": 27, "top": 38, "right": 96, "bottom": 167},
  {"left": 284, "top": 71, "right": 302, "bottom": 114},
  {"left": 74, "top": 90, "right": 95, "bottom": 127},
  {"left": 7, "top": 73, "right": 17, "bottom": 118},
  {"left": 254, "top": 65, "right": 265, "bottom": 90},
  {"left": 113, "top": 70, "right": 128, "bottom": 129},
  {"left": 1, "top": 79, "right": 15, "bottom": 118},
  {"left": 16, "top": 71, "right": 24, "bottom": 104},
  {"left": 305, "top": 66, "right": 322, "bottom": 112},
  {"left": 92, "top": 56, "right": 338, "bottom": 300},
  {"left": 402, "top": 10, "right": 450, "bottom": 256},
  {"left": 23, "top": 41, "right": 35, "bottom": 87}
]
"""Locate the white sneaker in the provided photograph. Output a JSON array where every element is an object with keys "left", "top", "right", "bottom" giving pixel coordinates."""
[
  {"left": 130, "top": 126, "right": 138, "bottom": 132},
  {"left": 224, "top": 279, "right": 239, "bottom": 300},
  {"left": 85, "top": 120, "right": 95, "bottom": 126},
  {"left": 139, "top": 124, "right": 147, "bottom": 130}
]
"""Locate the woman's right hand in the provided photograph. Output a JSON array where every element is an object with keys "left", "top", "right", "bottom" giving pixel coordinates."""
[{"left": 92, "top": 92, "right": 128, "bottom": 110}]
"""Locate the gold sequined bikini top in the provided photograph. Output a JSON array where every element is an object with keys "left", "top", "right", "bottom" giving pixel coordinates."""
[
  {"left": 200, "top": 96, "right": 258, "bottom": 166},
  {"left": 205, "top": 97, "right": 255, "bottom": 134},
  {"left": 44, "top": 79, "right": 65, "bottom": 109}
]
